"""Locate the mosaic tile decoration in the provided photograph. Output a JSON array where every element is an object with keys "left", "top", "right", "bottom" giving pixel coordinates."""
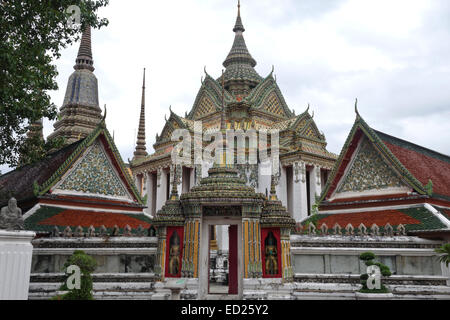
[
  {"left": 194, "top": 95, "right": 216, "bottom": 119},
  {"left": 263, "top": 92, "right": 284, "bottom": 116},
  {"left": 338, "top": 137, "right": 405, "bottom": 193},
  {"left": 58, "top": 141, "right": 128, "bottom": 197}
]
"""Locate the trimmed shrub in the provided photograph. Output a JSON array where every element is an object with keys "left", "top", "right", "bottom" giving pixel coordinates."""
[
  {"left": 359, "top": 251, "right": 391, "bottom": 293},
  {"left": 57, "top": 250, "right": 97, "bottom": 300}
]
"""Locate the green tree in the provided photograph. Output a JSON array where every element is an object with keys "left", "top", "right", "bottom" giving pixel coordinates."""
[
  {"left": 435, "top": 243, "right": 450, "bottom": 267},
  {"left": 58, "top": 250, "right": 97, "bottom": 300},
  {"left": 0, "top": 0, "right": 109, "bottom": 167}
]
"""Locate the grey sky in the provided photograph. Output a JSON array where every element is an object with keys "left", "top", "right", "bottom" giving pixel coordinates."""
[{"left": 2, "top": 0, "right": 449, "bottom": 174}]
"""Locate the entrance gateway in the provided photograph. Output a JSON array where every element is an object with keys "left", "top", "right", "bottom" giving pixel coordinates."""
[
  {"left": 152, "top": 165, "right": 296, "bottom": 299},
  {"left": 200, "top": 215, "right": 242, "bottom": 298}
]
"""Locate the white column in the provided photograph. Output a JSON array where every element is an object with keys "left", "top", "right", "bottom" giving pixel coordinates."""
[
  {"left": 292, "top": 161, "right": 308, "bottom": 222},
  {"left": 277, "top": 166, "right": 288, "bottom": 208},
  {"left": 134, "top": 175, "right": 142, "bottom": 196},
  {"left": 177, "top": 166, "right": 183, "bottom": 195},
  {"left": 145, "top": 172, "right": 155, "bottom": 217},
  {"left": 308, "top": 166, "right": 320, "bottom": 213},
  {"left": 189, "top": 167, "right": 195, "bottom": 190},
  {"left": 257, "top": 160, "right": 271, "bottom": 197},
  {"left": 315, "top": 166, "right": 322, "bottom": 198},
  {"left": 0, "top": 230, "right": 36, "bottom": 300},
  {"left": 156, "top": 168, "right": 166, "bottom": 212}
]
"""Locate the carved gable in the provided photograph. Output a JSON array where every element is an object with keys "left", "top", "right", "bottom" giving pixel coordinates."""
[
  {"left": 336, "top": 137, "right": 406, "bottom": 194},
  {"left": 298, "top": 120, "right": 323, "bottom": 140},
  {"left": 262, "top": 92, "right": 285, "bottom": 116},
  {"left": 192, "top": 94, "right": 217, "bottom": 119},
  {"left": 55, "top": 140, "right": 131, "bottom": 199}
]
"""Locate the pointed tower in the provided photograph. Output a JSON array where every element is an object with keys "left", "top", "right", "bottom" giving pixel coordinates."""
[
  {"left": 133, "top": 68, "right": 148, "bottom": 160},
  {"left": 221, "top": 0, "right": 262, "bottom": 96},
  {"left": 48, "top": 25, "right": 103, "bottom": 145}
]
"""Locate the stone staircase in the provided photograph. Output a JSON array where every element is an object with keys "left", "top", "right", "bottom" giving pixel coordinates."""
[
  {"left": 291, "top": 273, "right": 450, "bottom": 300},
  {"left": 29, "top": 273, "right": 157, "bottom": 300}
]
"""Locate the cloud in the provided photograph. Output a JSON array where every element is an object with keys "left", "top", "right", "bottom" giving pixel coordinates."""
[{"left": 3, "top": 0, "right": 449, "bottom": 175}]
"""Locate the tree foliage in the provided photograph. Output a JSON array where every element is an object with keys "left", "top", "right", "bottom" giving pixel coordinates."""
[
  {"left": 58, "top": 250, "right": 97, "bottom": 300},
  {"left": 435, "top": 243, "right": 450, "bottom": 267},
  {"left": 0, "top": 0, "right": 109, "bottom": 167}
]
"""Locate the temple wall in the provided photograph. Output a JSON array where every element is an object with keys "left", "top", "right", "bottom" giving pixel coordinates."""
[
  {"left": 28, "top": 235, "right": 450, "bottom": 300},
  {"left": 30, "top": 237, "right": 157, "bottom": 274},
  {"left": 290, "top": 235, "right": 445, "bottom": 277}
]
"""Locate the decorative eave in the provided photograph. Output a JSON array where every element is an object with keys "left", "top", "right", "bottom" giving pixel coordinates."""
[
  {"left": 34, "top": 118, "right": 143, "bottom": 205},
  {"left": 319, "top": 112, "right": 428, "bottom": 206},
  {"left": 187, "top": 72, "right": 234, "bottom": 120},
  {"left": 244, "top": 72, "right": 293, "bottom": 119}
]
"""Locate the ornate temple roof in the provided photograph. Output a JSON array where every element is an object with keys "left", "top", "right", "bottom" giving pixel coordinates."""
[
  {"left": 219, "top": 1, "right": 262, "bottom": 90},
  {"left": 0, "top": 140, "right": 82, "bottom": 210},
  {"left": 312, "top": 106, "right": 450, "bottom": 237},
  {"left": 24, "top": 206, "right": 152, "bottom": 235},
  {"left": 180, "top": 166, "right": 266, "bottom": 205},
  {"left": 376, "top": 130, "right": 450, "bottom": 201},
  {"left": 1, "top": 118, "right": 144, "bottom": 211},
  {"left": 300, "top": 206, "right": 449, "bottom": 234},
  {"left": 130, "top": 3, "right": 336, "bottom": 171},
  {"left": 320, "top": 109, "right": 450, "bottom": 205}
]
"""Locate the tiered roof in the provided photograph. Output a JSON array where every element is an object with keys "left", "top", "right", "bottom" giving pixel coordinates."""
[
  {"left": 320, "top": 109, "right": 450, "bottom": 206},
  {"left": 131, "top": 2, "right": 336, "bottom": 172},
  {"left": 1, "top": 117, "right": 144, "bottom": 215},
  {"left": 219, "top": 1, "right": 262, "bottom": 89},
  {"left": 24, "top": 206, "right": 152, "bottom": 235},
  {"left": 313, "top": 106, "right": 450, "bottom": 237}
]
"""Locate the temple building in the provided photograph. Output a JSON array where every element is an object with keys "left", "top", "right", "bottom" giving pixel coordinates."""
[
  {"left": 0, "top": 2, "right": 449, "bottom": 301},
  {"left": 301, "top": 105, "right": 450, "bottom": 241},
  {"left": 130, "top": 3, "right": 337, "bottom": 225},
  {"left": 0, "top": 26, "right": 149, "bottom": 236}
]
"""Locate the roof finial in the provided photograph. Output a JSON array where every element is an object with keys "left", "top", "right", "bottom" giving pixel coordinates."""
[
  {"left": 102, "top": 104, "right": 107, "bottom": 121},
  {"left": 74, "top": 25, "right": 94, "bottom": 72},
  {"left": 355, "top": 98, "right": 360, "bottom": 118},
  {"left": 220, "top": 69, "right": 226, "bottom": 131},
  {"left": 233, "top": 0, "right": 245, "bottom": 32},
  {"left": 133, "top": 68, "right": 148, "bottom": 160}
]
